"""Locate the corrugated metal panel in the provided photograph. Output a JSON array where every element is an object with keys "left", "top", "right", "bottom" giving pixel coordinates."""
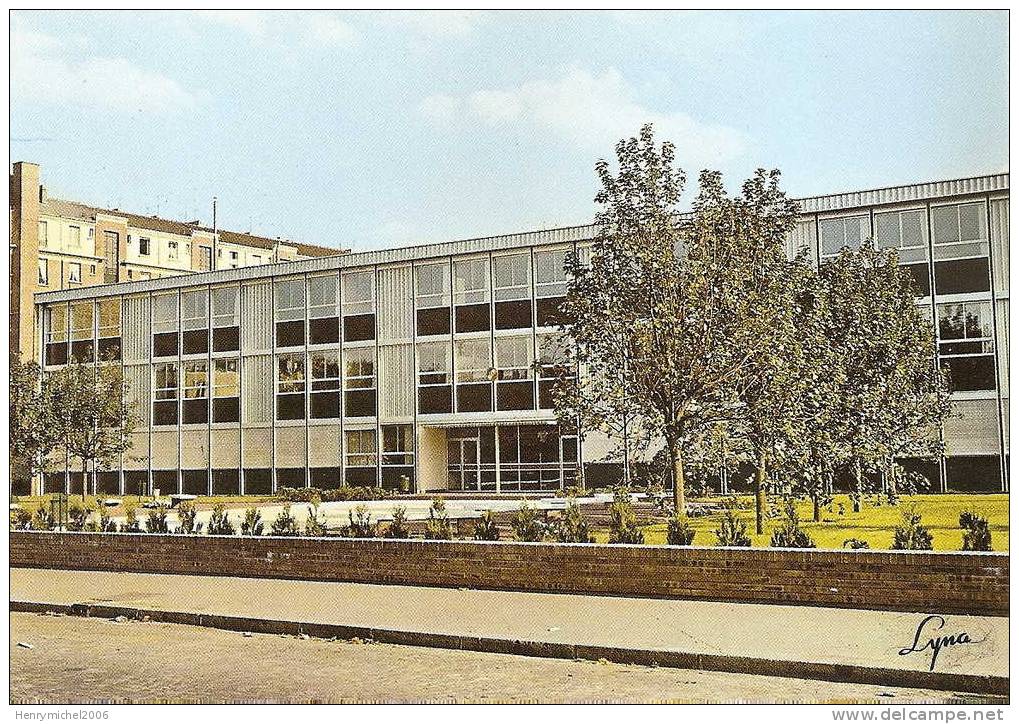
[
  {"left": 241, "top": 282, "right": 273, "bottom": 353},
  {"left": 787, "top": 218, "right": 817, "bottom": 265},
  {"left": 123, "top": 431, "right": 148, "bottom": 471},
  {"left": 799, "top": 174, "right": 1010, "bottom": 214},
  {"left": 308, "top": 425, "right": 341, "bottom": 467},
  {"left": 211, "top": 429, "right": 240, "bottom": 468},
  {"left": 242, "top": 428, "right": 272, "bottom": 468},
  {"left": 242, "top": 355, "right": 273, "bottom": 425},
  {"left": 150, "top": 430, "right": 179, "bottom": 468},
  {"left": 990, "top": 198, "right": 1009, "bottom": 294},
  {"left": 377, "top": 265, "right": 414, "bottom": 342},
  {"left": 121, "top": 295, "right": 150, "bottom": 363},
  {"left": 181, "top": 430, "right": 209, "bottom": 469},
  {"left": 275, "top": 427, "right": 307, "bottom": 467},
  {"left": 943, "top": 399, "right": 1001, "bottom": 456},
  {"left": 1001, "top": 398, "right": 1009, "bottom": 454},
  {"left": 996, "top": 299, "right": 1009, "bottom": 398},
  {"left": 124, "top": 364, "right": 150, "bottom": 428},
  {"left": 379, "top": 343, "right": 414, "bottom": 420}
]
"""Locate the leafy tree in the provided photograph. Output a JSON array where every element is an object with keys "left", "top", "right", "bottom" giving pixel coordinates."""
[
  {"left": 891, "top": 506, "right": 934, "bottom": 550},
  {"left": 240, "top": 507, "right": 264, "bottom": 536},
  {"left": 208, "top": 503, "right": 237, "bottom": 535},
  {"left": 10, "top": 353, "right": 60, "bottom": 491},
  {"left": 47, "top": 358, "right": 138, "bottom": 497},
  {"left": 960, "top": 512, "right": 992, "bottom": 552},
  {"left": 473, "top": 510, "right": 500, "bottom": 541}
]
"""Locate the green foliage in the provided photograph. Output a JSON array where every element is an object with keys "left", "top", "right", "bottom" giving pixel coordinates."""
[
  {"left": 32, "top": 506, "right": 57, "bottom": 531},
  {"left": 473, "top": 510, "right": 500, "bottom": 541},
  {"left": 510, "top": 502, "right": 545, "bottom": 542},
  {"left": 207, "top": 503, "right": 236, "bottom": 535},
  {"left": 120, "top": 504, "right": 141, "bottom": 533},
  {"left": 843, "top": 538, "right": 871, "bottom": 549},
  {"left": 10, "top": 507, "right": 33, "bottom": 530},
  {"left": 97, "top": 506, "right": 117, "bottom": 533},
  {"left": 10, "top": 353, "right": 61, "bottom": 484},
  {"left": 714, "top": 508, "right": 752, "bottom": 547},
  {"left": 769, "top": 500, "right": 816, "bottom": 549},
  {"left": 385, "top": 506, "right": 410, "bottom": 539},
  {"left": 608, "top": 490, "right": 644, "bottom": 544},
  {"left": 425, "top": 497, "right": 452, "bottom": 541},
  {"left": 66, "top": 499, "right": 95, "bottom": 532},
  {"left": 240, "top": 507, "right": 264, "bottom": 536},
  {"left": 666, "top": 514, "right": 696, "bottom": 546},
  {"left": 269, "top": 504, "right": 299, "bottom": 537},
  {"left": 891, "top": 506, "right": 933, "bottom": 550},
  {"left": 345, "top": 505, "right": 376, "bottom": 538},
  {"left": 145, "top": 504, "right": 170, "bottom": 534},
  {"left": 554, "top": 500, "right": 591, "bottom": 543},
  {"left": 276, "top": 486, "right": 392, "bottom": 503},
  {"left": 959, "top": 512, "right": 992, "bottom": 552},
  {"left": 176, "top": 501, "right": 201, "bottom": 534}
]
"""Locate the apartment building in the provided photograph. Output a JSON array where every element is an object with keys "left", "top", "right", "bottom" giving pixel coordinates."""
[
  {"left": 10, "top": 161, "right": 345, "bottom": 360},
  {"left": 28, "top": 173, "right": 1009, "bottom": 497}
]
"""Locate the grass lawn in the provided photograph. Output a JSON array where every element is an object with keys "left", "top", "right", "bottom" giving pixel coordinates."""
[{"left": 617, "top": 494, "right": 1009, "bottom": 551}]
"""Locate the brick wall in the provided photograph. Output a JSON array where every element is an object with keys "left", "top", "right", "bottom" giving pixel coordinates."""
[{"left": 10, "top": 532, "right": 1008, "bottom": 616}]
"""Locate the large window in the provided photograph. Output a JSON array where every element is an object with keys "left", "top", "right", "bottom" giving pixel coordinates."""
[
  {"left": 493, "top": 254, "right": 530, "bottom": 301},
  {"left": 938, "top": 302, "right": 995, "bottom": 392},
  {"left": 931, "top": 202, "right": 990, "bottom": 295},
  {"left": 97, "top": 299, "right": 121, "bottom": 360},
  {"left": 152, "top": 294, "right": 178, "bottom": 358},
  {"left": 211, "top": 287, "right": 240, "bottom": 352},
  {"left": 537, "top": 333, "right": 573, "bottom": 409},
  {"left": 275, "top": 278, "right": 305, "bottom": 347},
  {"left": 153, "top": 363, "right": 179, "bottom": 426},
  {"left": 345, "top": 429, "right": 377, "bottom": 469},
  {"left": 344, "top": 347, "right": 376, "bottom": 417},
  {"left": 70, "top": 302, "right": 94, "bottom": 362},
  {"left": 874, "top": 209, "right": 930, "bottom": 295},
  {"left": 182, "top": 361, "right": 209, "bottom": 424},
  {"left": 342, "top": 271, "right": 375, "bottom": 342},
  {"left": 212, "top": 358, "right": 240, "bottom": 423},
  {"left": 276, "top": 352, "right": 306, "bottom": 420},
  {"left": 417, "top": 341, "right": 452, "bottom": 414},
  {"left": 382, "top": 424, "right": 415, "bottom": 489},
  {"left": 534, "top": 248, "right": 571, "bottom": 327},
  {"left": 181, "top": 289, "right": 209, "bottom": 355},
  {"left": 820, "top": 215, "right": 868, "bottom": 258},
  {"left": 495, "top": 336, "right": 534, "bottom": 411},
  {"left": 308, "top": 275, "right": 340, "bottom": 345},
  {"left": 932, "top": 202, "right": 986, "bottom": 248},
  {"left": 44, "top": 304, "right": 68, "bottom": 366},
  {"left": 416, "top": 263, "right": 451, "bottom": 336},
  {"left": 309, "top": 349, "right": 341, "bottom": 419},
  {"left": 453, "top": 257, "right": 490, "bottom": 333},
  {"left": 455, "top": 338, "right": 492, "bottom": 412}
]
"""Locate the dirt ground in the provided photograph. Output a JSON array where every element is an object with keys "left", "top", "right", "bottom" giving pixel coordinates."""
[{"left": 9, "top": 613, "right": 983, "bottom": 704}]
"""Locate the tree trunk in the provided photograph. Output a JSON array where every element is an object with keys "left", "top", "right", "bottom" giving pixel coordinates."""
[
  {"left": 886, "top": 459, "right": 897, "bottom": 500},
  {"left": 853, "top": 458, "right": 863, "bottom": 513},
  {"left": 755, "top": 453, "right": 767, "bottom": 535},
  {"left": 670, "top": 441, "right": 685, "bottom": 517},
  {"left": 813, "top": 495, "right": 822, "bottom": 523}
]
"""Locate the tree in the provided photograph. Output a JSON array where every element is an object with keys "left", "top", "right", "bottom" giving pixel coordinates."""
[
  {"left": 557, "top": 124, "right": 801, "bottom": 516},
  {"left": 10, "top": 353, "right": 60, "bottom": 491},
  {"left": 47, "top": 358, "right": 138, "bottom": 497},
  {"left": 818, "top": 242, "right": 950, "bottom": 511}
]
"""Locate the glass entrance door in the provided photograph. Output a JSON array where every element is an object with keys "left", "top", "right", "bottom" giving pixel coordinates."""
[{"left": 448, "top": 436, "right": 481, "bottom": 491}]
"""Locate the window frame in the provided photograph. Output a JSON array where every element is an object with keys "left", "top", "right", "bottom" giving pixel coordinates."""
[{"left": 493, "top": 253, "right": 531, "bottom": 301}]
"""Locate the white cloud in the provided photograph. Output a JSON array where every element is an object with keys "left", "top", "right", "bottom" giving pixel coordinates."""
[
  {"left": 419, "top": 67, "right": 745, "bottom": 168},
  {"left": 11, "top": 27, "right": 194, "bottom": 114},
  {"left": 380, "top": 10, "right": 486, "bottom": 38},
  {"left": 303, "top": 14, "right": 359, "bottom": 47},
  {"left": 193, "top": 10, "right": 359, "bottom": 49},
  {"left": 194, "top": 10, "right": 269, "bottom": 38}
]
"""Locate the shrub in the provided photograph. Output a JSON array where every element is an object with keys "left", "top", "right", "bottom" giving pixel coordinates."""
[
  {"left": 386, "top": 506, "right": 410, "bottom": 539},
  {"left": 269, "top": 504, "right": 300, "bottom": 537},
  {"left": 473, "top": 510, "right": 500, "bottom": 541},
  {"left": 10, "top": 507, "right": 33, "bottom": 530},
  {"left": 666, "top": 514, "right": 696, "bottom": 545},
  {"left": 510, "top": 502, "right": 545, "bottom": 542},
  {"left": 207, "top": 503, "right": 236, "bottom": 535},
  {"left": 240, "top": 507, "right": 264, "bottom": 536},
  {"left": 97, "top": 506, "right": 117, "bottom": 533},
  {"left": 959, "top": 512, "right": 992, "bottom": 552},
  {"left": 608, "top": 490, "right": 644, "bottom": 544},
  {"left": 843, "top": 538, "right": 871, "bottom": 549},
  {"left": 554, "top": 500, "right": 591, "bottom": 543},
  {"left": 769, "top": 500, "right": 816, "bottom": 549},
  {"left": 145, "top": 504, "right": 170, "bottom": 534},
  {"left": 120, "top": 504, "right": 142, "bottom": 533},
  {"left": 32, "top": 506, "right": 57, "bottom": 531},
  {"left": 176, "top": 501, "right": 202, "bottom": 534},
  {"left": 276, "top": 486, "right": 394, "bottom": 503},
  {"left": 714, "top": 508, "right": 752, "bottom": 547},
  {"left": 345, "top": 505, "right": 376, "bottom": 538},
  {"left": 425, "top": 498, "right": 452, "bottom": 540},
  {"left": 891, "top": 507, "right": 933, "bottom": 550},
  {"left": 66, "top": 499, "right": 95, "bottom": 532},
  {"left": 304, "top": 503, "right": 327, "bottom": 537}
]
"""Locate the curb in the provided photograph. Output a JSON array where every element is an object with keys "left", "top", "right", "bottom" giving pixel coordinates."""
[{"left": 11, "top": 600, "right": 1008, "bottom": 697}]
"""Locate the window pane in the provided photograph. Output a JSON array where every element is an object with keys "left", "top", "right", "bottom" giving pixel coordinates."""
[
  {"left": 184, "top": 361, "right": 209, "bottom": 399},
  {"left": 181, "top": 289, "right": 208, "bottom": 330},
  {"left": 342, "top": 271, "right": 373, "bottom": 315},
  {"left": 456, "top": 339, "right": 491, "bottom": 382},
  {"left": 98, "top": 299, "right": 120, "bottom": 338},
  {"left": 493, "top": 254, "right": 529, "bottom": 301},
  {"left": 308, "top": 275, "right": 338, "bottom": 319},
  {"left": 900, "top": 210, "right": 926, "bottom": 249},
  {"left": 71, "top": 302, "right": 93, "bottom": 340},
  {"left": 959, "top": 203, "right": 985, "bottom": 242},
  {"left": 213, "top": 358, "right": 239, "bottom": 397},
  {"left": 496, "top": 336, "right": 531, "bottom": 379},
  {"left": 275, "top": 279, "right": 305, "bottom": 322},
  {"left": 152, "top": 294, "right": 178, "bottom": 333},
  {"left": 46, "top": 305, "right": 68, "bottom": 343},
  {"left": 211, "top": 287, "right": 239, "bottom": 328},
  {"left": 277, "top": 353, "right": 305, "bottom": 392},
  {"left": 874, "top": 213, "right": 900, "bottom": 250},
  {"left": 819, "top": 219, "right": 844, "bottom": 256},
  {"left": 932, "top": 206, "right": 960, "bottom": 246},
  {"left": 155, "top": 364, "right": 178, "bottom": 399},
  {"left": 344, "top": 348, "right": 375, "bottom": 388},
  {"left": 417, "top": 342, "right": 449, "bottom": 385},
  {"left": 415, "top": 263, "right": 449, "bottom": 308},
  {"left": 454, "top": 258, "right": 489, "bottom": 304},
  {"left": 535, "top": 249, "right": 569, "bottom": 298}
]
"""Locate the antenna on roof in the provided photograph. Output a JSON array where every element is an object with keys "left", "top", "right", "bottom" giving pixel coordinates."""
[{"left": 212, "top": 196, "right": 218, "bottom": 271}]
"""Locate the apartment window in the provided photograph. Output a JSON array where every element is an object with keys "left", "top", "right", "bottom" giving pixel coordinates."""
[
  {"left": 153, "top": 363, "right": 179, "bottom": 426},
  {"left": 68, "top": 225, "right": 81, "bottom": 248},
  {"left": 211, "top": 286, "right": 240, "bottom": 352},
  {"left": 310, "top": 349, "right": 341, "bottom": 419},
  {"left": 342, "top": 271, "right": 375, "bottom": 342},
  {"left": 417, "top": 341, "right": 451, "bottom": 414},
  {"left": 212, "top": 358, "right": 240, "bottom": 423},
  {"left": 44, "top": 304, "right": 68, "bottom": 366},
  {"left": 932, "top": 202, "right": 986, "bottom": 248},
  {"left": 252, "top": 254, "right": 262, "bottom": 265},
  {"left": 537, "top": 333, "right": 572, "bottom": 408},
  {"left": 276, "top": 352, "right": 306, "bottom": 420},
  {"left": 168, "top": 241, "right": 179, "bottom": 260},
  {"left": 308, "top": 275, "right": 340, "bottom": 345},
  {"left": 198, "top": 246, "right": 212, "bottom": 271},
  {"left": 38, "top": 221, "right": 48, "bottom": 247},
  {"left": 182, "top": 361, "right": 209, "bottom": 424},
  {"left": 493, "top": 254, "right": 530, "bottom": 301},
  {"left": 535, "top": 248, "right": 571, "bottom": 326},
  {"left": 37, "top": 259, "right": 48, "bottom": 286},
  {"left": 345, "top": 429, "right": 377, "bottom": 468},
  {"left": 275, "top": 278, "right": 305, "bottom": 347},
  {"left": 70, "top": 302, "right": 94, "bottom": 362},
  {"left": 820, "top": 215, "right": 868, "bottom": 258},
  {"left": 139, "top": 237, "right": 151, "bottom": 256},
  {"left": 151, "top": 293, "right": 179, "bottom": 357},
  {"left": 344, "top": 347, "right": 376, "bottom": 417},
  {"left": 229, "top": 250, "right": 239, "bottom": 268},
  {"left": 382, "top": 424, "right": 414, "bottom": 468},
  {"left": 97, "top": 299, "right": 121, "bottom": 361},
  {"left": 416, "top": 262, "right": 451, "bottom": 336},
  {"left": 495, "top": 336, "right": 533, "bottom": 411},
  {"left": 453, "top": 258, "right": 489, "bottom": 305},
  {"left": 68, "top": 263, "right": 82, "bottom": 284},
  {"left": 455, "top": 338, "right": 492, "bottom": 412},
  {"left": 931, "top": 202, "right": 990, "bottom": 296},
  {"left": 937, "top": 302, "right": 995, "bottom": 392},
  {"left": 181, "top": 289, "right": 209, "bottom": 355}
]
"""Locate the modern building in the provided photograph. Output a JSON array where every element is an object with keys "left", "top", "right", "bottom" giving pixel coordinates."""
[
  {"left": 10, "top": 161, "right": 345, "bottom": 361},
  {"left": 27, "top": 172, "right": 1009, "bottom": 496}
]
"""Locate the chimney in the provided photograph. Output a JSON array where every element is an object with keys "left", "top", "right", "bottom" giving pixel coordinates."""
[{"left": 38, "top": 184, "right": 46, "bottom": 203}]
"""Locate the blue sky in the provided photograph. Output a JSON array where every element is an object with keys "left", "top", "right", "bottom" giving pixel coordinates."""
[{"left": 10, "top": 10, "right": 1008, "bottom": 252}]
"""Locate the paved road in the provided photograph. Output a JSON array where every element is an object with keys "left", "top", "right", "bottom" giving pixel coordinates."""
[
  {"left": 10, "top": 613, "right": 973, "bottom": 704},
  {"left": 10, "top": 568, "right": 1007, "bottom": 688}
]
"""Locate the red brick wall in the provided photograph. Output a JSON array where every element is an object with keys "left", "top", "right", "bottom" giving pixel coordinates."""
[{"left": 9, "top": 532, "right": 1008, "bottom": 616}]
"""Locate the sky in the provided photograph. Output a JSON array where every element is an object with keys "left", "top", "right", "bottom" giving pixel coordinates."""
[{"left": 10, "top": 10, "right": 1009, "bottom": 252}]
